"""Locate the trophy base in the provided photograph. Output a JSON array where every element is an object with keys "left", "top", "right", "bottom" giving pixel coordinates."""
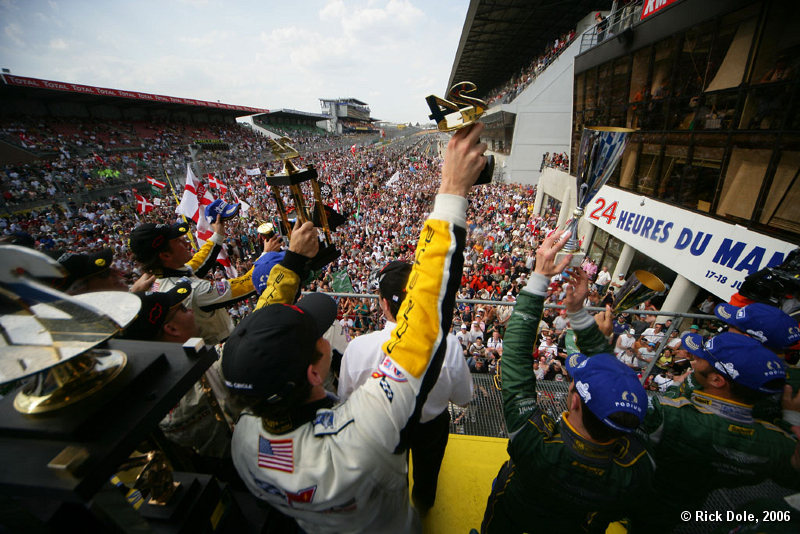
[
  {"left": 14, "top": 350, "right": 127, "bottom": 414},
  {"left": 309, "top": 245, "right": 340, "bottom": 271},
  {"left": 555, "top": 250, "right": 585, "bottom": 268}
]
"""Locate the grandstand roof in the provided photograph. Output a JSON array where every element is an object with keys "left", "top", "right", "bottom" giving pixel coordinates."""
[
  {"left": 0, "top": 74, "right": 268, "bottom": 116},
  {"left": 255, "top": 109, "right": 330, "bottom": 120},
  {"left": 447, "top": 0, "right": 613, "bottom": 97}
]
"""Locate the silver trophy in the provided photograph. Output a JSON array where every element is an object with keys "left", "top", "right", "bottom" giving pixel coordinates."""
[{"left": 556, "top": 126, "right": 634, "bottom": 267}]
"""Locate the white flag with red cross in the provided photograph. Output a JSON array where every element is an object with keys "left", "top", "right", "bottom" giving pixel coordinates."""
[{"left": 176, "top": 164, "right": 237, "bottom": 277}]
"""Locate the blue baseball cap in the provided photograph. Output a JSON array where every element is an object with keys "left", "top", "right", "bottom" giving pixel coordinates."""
[
  {"left": 565, "top": 352, "right": 646, "bottom": 432},
  {"left": 205, "top": 199, "right": 240, "bottom": 222},
  {"left": 714, "top": 302, "right": 800, "bottom": 349},
  {"left": 681, "top": 332, "right": 786, "bottom": 394},
  {"left": 252, "top": 251, "right": 285, "bottom": 294}
]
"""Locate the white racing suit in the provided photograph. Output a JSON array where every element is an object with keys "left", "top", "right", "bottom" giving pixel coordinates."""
[
  {"left": 231, "top": 194, "right": 468, "bottom": 534},
  {"left": 153, "top": 232, "right": 256, "bottom": 346}
]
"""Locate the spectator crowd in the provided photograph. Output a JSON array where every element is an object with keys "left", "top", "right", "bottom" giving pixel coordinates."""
[{"left": 2, "top": 109, "right": 799, "bottom": 533}]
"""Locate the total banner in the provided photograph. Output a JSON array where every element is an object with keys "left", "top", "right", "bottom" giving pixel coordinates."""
[{"left": 585, "top": 186, "right": 796, "bottom": 301}]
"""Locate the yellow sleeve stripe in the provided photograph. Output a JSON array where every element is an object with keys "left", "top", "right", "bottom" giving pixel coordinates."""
[
  {"left": 186, "top": 239, "right": 215, "bottom": 271},
  {"left": 256, "top": 264, "right": 299, "bottom": 310},
  {"left": 383, "top": 220, "right": 455, "bottom": 379},
  {"left": 229, "top": 265, "right": 256, "bottom": 298}
]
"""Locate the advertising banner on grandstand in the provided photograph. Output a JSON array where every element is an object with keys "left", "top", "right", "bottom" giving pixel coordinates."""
[
  {"left": 640, "top": 0, "right": 681, "bottom": 20},
  {"left": 0, "top": 75, "right": 269, "bottom": 114},
  {"left": 586, "top": 186, "right": 796, "bottom": 301}
]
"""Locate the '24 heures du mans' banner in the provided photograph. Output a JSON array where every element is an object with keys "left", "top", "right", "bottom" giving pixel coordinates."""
[{"left": 585, "top": 185, "right": 795, "bottom": 301}]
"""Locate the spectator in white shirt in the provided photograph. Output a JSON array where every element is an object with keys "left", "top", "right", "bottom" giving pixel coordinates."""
[
  {"left": 615, "top": 328, "right": 636, "bottom": 356},
  {"left": 594, "top": 266, "right": 612, "bottom": 293},
  {"left": 338, "top": 260, "right": 472, "bottom": 513},
  {"left": 640, "top": 323, "right": 666, "bottom": 346}
]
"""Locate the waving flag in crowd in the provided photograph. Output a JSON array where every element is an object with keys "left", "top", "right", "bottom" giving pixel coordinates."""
[
  {"left": 134, "top": 193, "right": 154, "bottom": 215},
  {"left": 176, "top": 164, "right": 237, "bottom": 277},
  {"left": 208, "top": 173, "right": 228, "bottom": 194},
  {"left": 146, "top": 175, "right": 166, "bottom": 189}
]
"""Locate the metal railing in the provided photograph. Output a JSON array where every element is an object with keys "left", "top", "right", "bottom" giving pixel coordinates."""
[
  {"left": 321, "top": 291, "right": 717, "bottom": 386},
  {"left": 580, "top": 1, "right": 644, "bottom": 53}
]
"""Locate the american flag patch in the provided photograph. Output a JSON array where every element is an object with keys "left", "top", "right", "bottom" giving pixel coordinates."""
[{"left": 258, "top": 436, "right": 294, "bottom": 473}]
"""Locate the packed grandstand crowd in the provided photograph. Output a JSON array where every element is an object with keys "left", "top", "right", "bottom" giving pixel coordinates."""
[
  {"left": 484, "top": 28, "right": 577, "bottom": 106},
  {"left": 0, "top": 111, "right": 742, "bottom": 392},
  {"left": 4, "top": 110, "right": 798, "bottom": 531}
]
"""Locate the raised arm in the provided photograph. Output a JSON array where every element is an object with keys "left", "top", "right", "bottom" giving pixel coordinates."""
[
  {"left": 256, "top": 220, "right": 319, "bottom": 309},
  {"left": 564, "top": 267, "right": 614, "bottom": 355},
  {"left": 501, "top": 230, "right": 571, "bottom": 434},
  {"left": 347, "top": 124, "right": 486, "bottom": 452},
  {"left": 188, "top": 214, "right": 225, "bottom": 278}
]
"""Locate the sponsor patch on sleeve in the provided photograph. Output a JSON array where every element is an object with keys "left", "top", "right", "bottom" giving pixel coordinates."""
[
  {"left": 214, "top": 280, "right": 228, "bottom": 296},
  {"left": 378, "top": 355, "right": 408, "bottom": 382}
]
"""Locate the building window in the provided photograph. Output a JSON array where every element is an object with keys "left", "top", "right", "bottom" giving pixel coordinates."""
[
  {"left": 587, "top": 227, "right": 623, "bottom": 271},
  {"left": 716, "top": 147, "right": 772, "bottom": 221},
  {"left": 759, "top": 150, "right": 800, "bottom": 233},
  {"left": 704, "top": 4, "right": 760, "bottom": 92},
  {"left": 540, "top": 193, "right": 562, "bottom": 220}
]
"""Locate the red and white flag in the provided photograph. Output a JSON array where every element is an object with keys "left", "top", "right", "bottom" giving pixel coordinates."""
[
  {"left": 146, "top": 175, "right": 166, "bottom": 189},
  {"left": 208, "top": 173, "right": 228, "bottom": 194},
  {"left": 134, "top": 193, "right": 154, "bottom": 214},
  {"left": 350, "top": 144, "right": 356, "bottom": 155},
  {"left": 176, "top": 164, "right": 237, "bottom": 277}
]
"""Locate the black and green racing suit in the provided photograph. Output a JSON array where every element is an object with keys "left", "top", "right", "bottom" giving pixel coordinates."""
[
  {"left": 481, "top": 273, "right": 655, "bottom": 533},
  {"left": 573, "top": 320, "right": 800, "bottom": 532}
]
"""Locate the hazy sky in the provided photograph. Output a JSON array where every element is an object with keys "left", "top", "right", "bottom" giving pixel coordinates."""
[{"left": 0, "top": 0, "right": 469, "bottom": 124}]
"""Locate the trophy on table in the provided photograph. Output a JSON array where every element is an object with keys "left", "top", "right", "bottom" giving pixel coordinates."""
[
  {"left": 265, "top": 137, "right": 341, "bottom": 269},
  {"left": 426, "top": 81, "right": 494, "bottom": 185},
  {"left": 0, "top": 245, "right": 140, "bottom": 414},
  {"left": 555, "top": 126, "right": 635, "bottom": 268}
]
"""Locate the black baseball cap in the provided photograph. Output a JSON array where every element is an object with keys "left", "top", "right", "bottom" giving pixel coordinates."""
[
  {"left": 53, "top": 248, "right": 114, "bottom": 289},
  {"left": 377, "top": 260, "right": 412, "bottom": 305},
  {"left": 122, "top": 279, "right": 192, "bottom": 340},
  {"left": 129, "top": 222, "right": 189, "bottom": 262},
  {"left": 222, "top": 292, "right": 337, "bottom": 403}
]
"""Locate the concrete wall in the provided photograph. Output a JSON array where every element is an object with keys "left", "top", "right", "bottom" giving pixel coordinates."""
[{"left": 502, "top": 36, "right": 581, "bottom": 186}]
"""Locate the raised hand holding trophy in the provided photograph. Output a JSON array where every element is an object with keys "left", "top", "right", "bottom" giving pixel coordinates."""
[
  {"left": 265, "top": 137, "right": 340, "bottom": 269},
  {"left": 426, "top": 81, "right": 494, "bottom": 185}
]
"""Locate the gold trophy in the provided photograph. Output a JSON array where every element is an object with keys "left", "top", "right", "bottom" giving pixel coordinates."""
[
  {"left": 426, "top": 81, "right": 494, "bottom": 184},
  {"left": 117, "top": 450, "right": 180, "bottom": 506},
  {"left": 611, "top": 270, "right": 666, "bottom": 313},
  {"left": 265, "top": 137, "right": 340, "bottom": 269}
]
